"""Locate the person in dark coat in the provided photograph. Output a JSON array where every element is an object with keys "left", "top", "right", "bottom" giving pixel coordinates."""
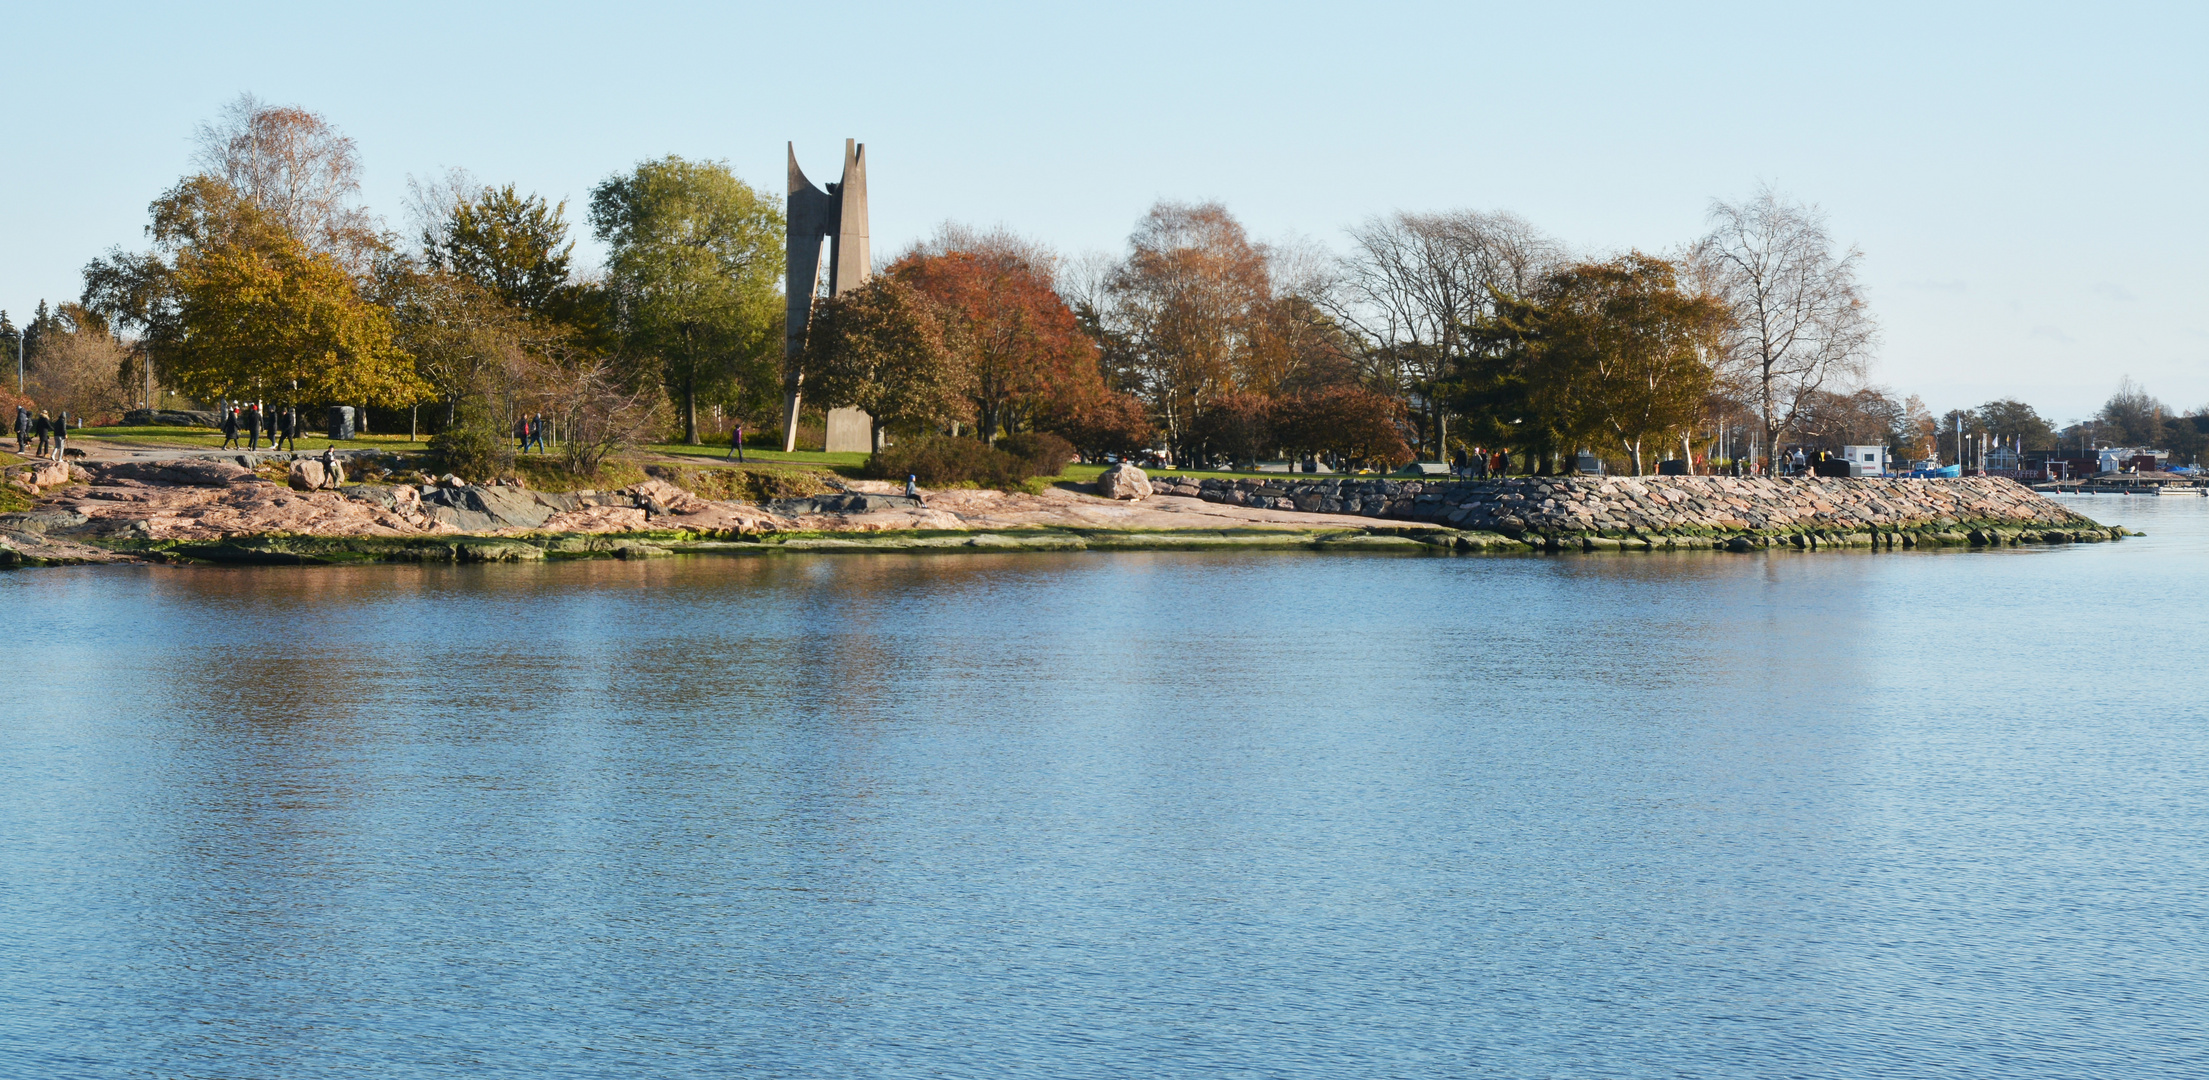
[
  {"left": 13, "top": 407, "right": 27, "bottom": 452},
  {"left": 263, "top": 407, "right": 278, "bottom": 445},
  {"left": 725, "top": 424, "right": 745, "bottom": 462},
  {"left": 278, "top": 408, "right": 298, "bottom": 451},
  {"left": 220, "top": 408, "right": 238, "bottom": 449},
  {"left": 51, "top": 411, "right": 67, "bottom": 461},
  {"left": 33, "top": 411, "right": 52, "bottom": 457}
]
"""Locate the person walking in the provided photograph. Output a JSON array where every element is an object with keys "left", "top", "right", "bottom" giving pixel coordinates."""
[
  {"left": 51, "top": 411, "right": 67, "bottom": 461},
  {"left": 278, "top": 407, "right": 298, "bottom": 452},
  {"left": 33, "top": 411, "right": 51, "bottom": 458},
  {"left": 13, "top": 406, "right": 27, "bottom": 453},
  {"left": 263, "top": 407, "right": 278, "bottom": 446},
  {"left": 530, "top": 414, "right": 548, "bottom": 453},
  {"left": 725, "top": 424, "right": 745, "bottom": 462},
  {"left": 246, "top": 404, "right": 261, "bottom": 450},
  {"left": 219, "top": 407, "right": 238, "bottom": 449}
]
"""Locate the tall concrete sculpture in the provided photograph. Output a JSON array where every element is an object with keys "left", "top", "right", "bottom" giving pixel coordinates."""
[{"left": 783, "top": 139, "right": 871, "bottom": 453}]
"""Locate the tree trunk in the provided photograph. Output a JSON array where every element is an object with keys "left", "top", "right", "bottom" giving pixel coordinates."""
[
  {"left": 684, "top": 375, "right": 699, "bottom": 445},
  {"left": 871, "top": 415, "right": 883, "bottom": 454}
]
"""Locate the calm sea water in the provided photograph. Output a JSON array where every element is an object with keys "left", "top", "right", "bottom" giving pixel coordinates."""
[{"left": 3, "top": 496, "right": 2205, "bottom": 1079}]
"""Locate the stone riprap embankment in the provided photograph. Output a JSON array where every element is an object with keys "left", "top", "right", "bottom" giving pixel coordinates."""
[{"left": 1147, "top": 474, "right": 2115, "bottom": 548}]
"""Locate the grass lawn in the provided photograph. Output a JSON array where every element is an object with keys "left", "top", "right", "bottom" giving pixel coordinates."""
[
  {"left": 77, "top": 426, "right": 430, "bottom": 454},
  {"left": 644, "top": 442, "right": 871, "bottom": 470}
]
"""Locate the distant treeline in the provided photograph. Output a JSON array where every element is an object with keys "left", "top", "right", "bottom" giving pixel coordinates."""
[{"left": 1, "top": 94, "right": 2190, "bottom": 476}]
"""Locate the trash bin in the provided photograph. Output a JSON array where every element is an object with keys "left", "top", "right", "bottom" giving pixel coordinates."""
[
  {"left": 326, "top": 406, "right": 355, "bottom": 441},
  {"left": 1657, "top": 460, "right": 1690, "bottom": 476}
]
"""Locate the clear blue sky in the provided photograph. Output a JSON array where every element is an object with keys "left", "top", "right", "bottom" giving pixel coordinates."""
[{"left": 3, "top": 1, "right": 2200, "bottom": 423}]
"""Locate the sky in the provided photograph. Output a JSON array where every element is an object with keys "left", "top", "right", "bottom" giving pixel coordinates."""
[{"left": 2, "top": 1, "right": 2201, "bottom": 423}]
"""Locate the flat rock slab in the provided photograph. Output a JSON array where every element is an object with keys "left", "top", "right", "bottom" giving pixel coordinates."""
[
  {"left": 767, "top": 493, "right": 924, "bottom": 515},
  {"left": 418, "top": 486, "right": 576, "bottom": 531},
  {"left": 95, "top": 460, "right": 256, "bottom": 487}
]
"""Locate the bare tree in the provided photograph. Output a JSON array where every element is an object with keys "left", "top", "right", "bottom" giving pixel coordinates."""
[
  {"left": 1694, "top": 186, "right": 1877, "bottom": 472},
  {"left": 1330, "top": 210, "right": 1561, "bottom": 458},
  {"left": 195, "top": 93, "right": 382, "bottom": 271},
  {"left": 404, "top": 166, "right": 481, "bottom": 259},
  {"left": 546, "top": 354, "right": 669, "bottom": 477}
]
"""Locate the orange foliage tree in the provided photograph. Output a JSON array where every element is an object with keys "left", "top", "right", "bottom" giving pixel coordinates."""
[{"left": 891, "top": 237, "right": 1103, "bottom": 444}]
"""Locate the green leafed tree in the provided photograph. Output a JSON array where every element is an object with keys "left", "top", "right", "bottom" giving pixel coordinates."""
[
  {"left": 589, "top": 156, "right": 782, "bottom": 444},
  {"left": 1974, "top": 397, "right": 2057, "bottom": 450}
]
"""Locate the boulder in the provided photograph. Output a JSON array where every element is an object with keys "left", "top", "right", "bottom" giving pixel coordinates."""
[
  {"left": 28, "top": 462, "right": 71, "bottom": 490},
  {"left": 287, "top": 460, "right": 328, "bottom": 491},
  {"left": 417, "top": 485, "right": 562, "bottom": 532},
  {"left": 1096, "top": 463, "right": 1152, "bottom": 501},
  {"left": 94, "top": 459, "right": 258, "bottom": 487}
]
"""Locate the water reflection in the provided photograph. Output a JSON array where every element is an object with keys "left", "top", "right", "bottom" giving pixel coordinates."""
[{"left": 2, "top": 498, "right": 2204, "bottom": 1078}]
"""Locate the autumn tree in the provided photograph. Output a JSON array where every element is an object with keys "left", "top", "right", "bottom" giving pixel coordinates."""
[
  {"left": 162, "top": 189, "right": 421, "bottom": 406},
  {"left": 1272, "top": 385, "right": 1413, "bottom": 469},
  {"left": 891, "top": 227, "right": 1101, "bottom": 443},
  {"left": 1694, "top": 186, "right": 1877, "bottom": 471},
  {"left": 22, "top": 302, "right": 135, "bottom": 419},
  {"left": 193, "top": 93, "right": 384, "bottom": 272},
  {"left": 1098, "top": 202, "right": 1278, "bottom": 459},
  {"left": 799, "top": 277, "right": 965, "bottom": 451},
  {"left": 85, "top": 101, "right": 422, "bottom": 413},
  {"left": 590, "top": 157, "right": 782, "bottom": 444}
]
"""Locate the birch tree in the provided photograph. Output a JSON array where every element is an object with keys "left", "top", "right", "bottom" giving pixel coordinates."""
[{"left": 1694, "top": 187, "right": 1877, "bottom": 472}]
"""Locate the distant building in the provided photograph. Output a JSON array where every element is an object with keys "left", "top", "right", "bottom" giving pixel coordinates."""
[
  {"left": 1841, "top": 444, "right": 1888, "bottom": 477},
  {"left": 2097, "top": 447, "right": 2168, "bottom": 474}
]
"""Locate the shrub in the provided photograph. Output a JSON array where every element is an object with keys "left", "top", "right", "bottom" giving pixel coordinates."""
[
  {"left": 996, "top": 431, "right": 1075, "bottom": 477},
  {"left": 863, "top": 435, "right": 1034, "bottom": 489},
  {"left": 428, "top": 409, "right": 512, "bottom": 482}
]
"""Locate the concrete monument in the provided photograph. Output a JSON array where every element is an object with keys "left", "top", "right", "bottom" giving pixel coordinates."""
[{"left": 783, "top": 139, "right": 873, "bottom": 453}]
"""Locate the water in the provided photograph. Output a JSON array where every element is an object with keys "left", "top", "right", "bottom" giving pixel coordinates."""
[{"left": 4, "top": 495, "right": 2205, "bottom": 1079}]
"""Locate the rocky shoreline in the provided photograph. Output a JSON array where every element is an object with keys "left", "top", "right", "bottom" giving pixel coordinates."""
[
  {"left": 0, "top": 454, "right": 2123, "bottom": 568},
  {"left": 1151, "top": 473, "right": 2100, "bottom": 534}
]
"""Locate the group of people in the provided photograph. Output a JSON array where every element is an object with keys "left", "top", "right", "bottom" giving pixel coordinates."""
[
  {"left": 222, "top": 404, "right": 301, "bottom": 451},
  {"left": 515, "top": 414, "right": 551, "bottom": 453},
  {"left": 1448, "top": 450, "right": 1513, "bottom": 479},
  {"left": 12, "top": 407, "right": 71, "bottom": 461}
]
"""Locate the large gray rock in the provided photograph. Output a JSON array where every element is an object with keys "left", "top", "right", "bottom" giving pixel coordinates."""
[
  {"left": 765, "top": 493, "right": 922, "bottom": 515},
  {"left": 96, "top": 459, "right": 258, "bottom": 487},
  {"left": 0, "top": 510, "right": 91, "bottom": 535},
  {"left": 1096, "top": 463, "right": 1152, "bottom": 501},
  {"left": 340, "top": 484, "right": 423, "bottom": 516},
  {"left": 122, "top": 408, "right": 220, "bottom": 428},
  {"left": 416, "top": 485, "right": 579, "bottom": 532}
]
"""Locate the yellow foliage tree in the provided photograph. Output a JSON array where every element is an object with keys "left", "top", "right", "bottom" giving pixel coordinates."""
[{"left": 168, "top": 219, "right": 425, "bottom": 407}]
